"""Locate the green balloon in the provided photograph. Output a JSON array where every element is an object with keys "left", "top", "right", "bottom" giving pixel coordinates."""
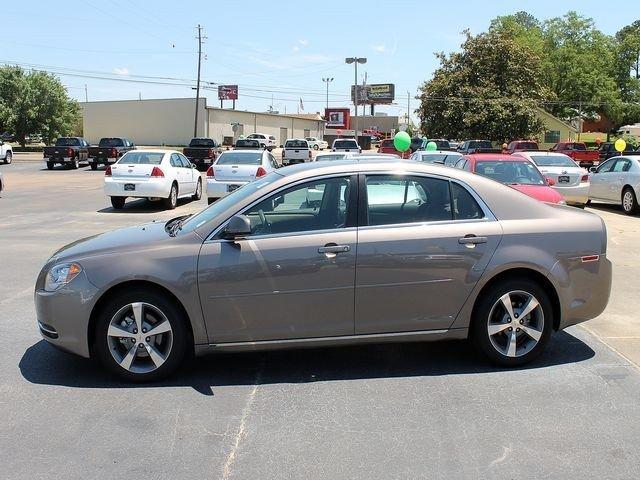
[
  {"left": 394, "top": 131, "right": 411, "bottom": 152},
  {"left": 426, "top": 141, "right": 437, "bottom": 151}
]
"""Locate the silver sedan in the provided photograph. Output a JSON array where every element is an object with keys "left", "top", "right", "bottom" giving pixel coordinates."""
[
  {"left": 589, "top": 154, "right": 640, "bottom": 214},
  {"left": 34, "top": 160, "right": 612, "bottom": 381}
]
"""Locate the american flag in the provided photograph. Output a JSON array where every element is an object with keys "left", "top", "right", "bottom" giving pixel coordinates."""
[{"left": 299, "top": 98, "right": 304, "bottom": 111}]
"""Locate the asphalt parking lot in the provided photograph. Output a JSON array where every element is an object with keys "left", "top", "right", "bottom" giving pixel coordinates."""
[{"left": 1, "top": 154, "right": 640, "bottom": 479}]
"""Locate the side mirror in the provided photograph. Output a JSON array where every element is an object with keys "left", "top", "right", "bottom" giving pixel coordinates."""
[
  {"left": 222, "top": 215, "right": 252, "bottom": 239},
  {"left": 545, "top": 176, "right": 556, "bottom": 186},
  {"left": 279, "top": 145, "right": 284, "bottom": 148},
  {"left": 273, "top": 195, "right": 285, "bottom": 207},
  {"left": 589, "top": 166, "right": 597, "bottom": 173}
]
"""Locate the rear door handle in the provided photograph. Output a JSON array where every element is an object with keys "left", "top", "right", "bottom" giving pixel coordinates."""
[
  {"left": 318, "top": 244, "right": 350, "bottom": 254},
  {"left": 458, "top": 235, "right": 488, "bottom": 245}
]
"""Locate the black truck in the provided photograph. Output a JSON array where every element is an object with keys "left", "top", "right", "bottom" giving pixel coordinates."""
[
  {"left": 43, "top": 137, "right": 90, "bottom": 170},
  {"left": 88, "top": 137, "right": 135, "bottom": 170},
  {"left": 598, "top": 142, "right": 636, "bottom": 162},
  {"left": 183, "top": 137, "right": 221, "bottom": 170}
]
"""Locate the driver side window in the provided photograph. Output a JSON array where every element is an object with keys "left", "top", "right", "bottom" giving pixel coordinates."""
[{"left": 244, "top": 176, "right": 352, "bottom": 236}]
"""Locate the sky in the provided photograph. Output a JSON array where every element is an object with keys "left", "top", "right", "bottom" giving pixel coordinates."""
[{"left": 3, "top": 0, "right": 636, "bottom": 122}]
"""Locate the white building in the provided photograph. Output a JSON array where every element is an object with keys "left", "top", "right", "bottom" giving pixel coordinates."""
[
  {"left": 618, "top": 123, "right": 640, "bottom": 139},
  {"left": 80, "top": 97, "right": 325, "bottom": 146}
]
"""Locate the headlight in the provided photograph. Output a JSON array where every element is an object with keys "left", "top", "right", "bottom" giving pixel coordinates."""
[{"left": 44, "top": 263, "right": 82, "bottom": 292}]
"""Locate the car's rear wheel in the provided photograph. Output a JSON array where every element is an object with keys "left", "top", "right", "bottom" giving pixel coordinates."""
[
  {"left": 46, "top": 161, "right": 54, "bottom": 170},
  {"left": 71, "top": 157, "right": 79, "bottom": 169},
  {"left": 471, "top": 279, "right": 552, "bottom": 367},
  {"left": 93, "top": 289, "right": 189, "bottom": 382},
  {"left": 622, "top": 187, "right": 638, "bottom": 215},
  {"left": 4, "top": 151, "right": 11, "bottom": 164},
  {"left": 110, "top": 196, "right": 126, "bottom": 209},
  {"left": 90, "top": 162, "right": 98, "bottom": 171},
  {"left": 313, "top": 144, "right": 319, "bottom": 150},
  {"left": 164, "top": 183, "right": 178, "bottom": 209},
  {"left": 192, "top": 178, "right": 202, "bottom": 201}
]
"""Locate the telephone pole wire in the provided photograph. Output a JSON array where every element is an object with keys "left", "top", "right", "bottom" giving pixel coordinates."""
[{"left": 194, "top": 24, "right": 205, "bottom": 137}]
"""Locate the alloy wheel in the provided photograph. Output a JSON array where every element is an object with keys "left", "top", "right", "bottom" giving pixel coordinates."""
[
  {"left": 623, "top": 190, "right": 634, "bottom": 212},
  {"left": 486, "top": 290, "right": 544, "bottom": 358},
  {"left": 106, "top": 302, "right": 173, "bottom": 374}
]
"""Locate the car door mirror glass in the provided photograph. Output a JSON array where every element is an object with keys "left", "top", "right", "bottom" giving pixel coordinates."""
[
  {"left": 223, "top": 215, "right": 252, "bottom": 239},
  {"left": 589, "top": 166, "right": 597, "bottom": 173}
]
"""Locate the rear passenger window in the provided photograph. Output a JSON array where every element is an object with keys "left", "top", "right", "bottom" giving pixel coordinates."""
[
  {"left": 365, "top": 176, "right": 452, "bottom": 226},
  {"left": 451, "top": 183, "right": 484, "bottom": 220}
]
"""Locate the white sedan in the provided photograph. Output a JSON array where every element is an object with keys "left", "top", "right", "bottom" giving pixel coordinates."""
[
  {"left": 515, "top": 151, "right": 590, "bottom": 207},
  {"left": 206, "top": 149, "right": 279, "bottom": 204},
  {"left": 588, "top": 154, "right": 640, "bottom": 214},
  {"left": 104, "top": 150, "right": 202, "bottom": 210},
  {"left": 305, "top": 137, "right": 328, "bottom": 150}
]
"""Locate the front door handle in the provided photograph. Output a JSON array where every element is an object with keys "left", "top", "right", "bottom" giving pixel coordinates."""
[
  {"left": 458, "top": 235, "right": 487, "bottom": 245},
  {"left": 318, "top": 244, "right": 350, "bottom": 254}
]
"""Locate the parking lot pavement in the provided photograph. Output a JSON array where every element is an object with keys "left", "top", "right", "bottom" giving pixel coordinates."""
[{"left": 1, "top": 160, "right": 640, "bottom": 479}]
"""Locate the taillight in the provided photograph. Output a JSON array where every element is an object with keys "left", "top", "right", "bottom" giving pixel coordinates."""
[
  {"left": 308, "top": 150, "right": 312, "bottom": 159},
  {"left": 206, "top": 166, "right": 214, "bottom": 178},
  {"left": 208, "top": 148, "right": 214, "bottom": 158},
  {"left": 67, "top": 148, "right": 73, "bottom": 156},
  {"left": 111, "top": 148, "right": 117, "bottom": 157},
  {"left": 104, "top": 165, "right": 112, "bottom": 176},
  {"left": 256, "top": 166, "right": 267, "bottom": 177},
  {"left": 150, "top": 166, "right": 164, "bottom": 178},
  {"left": 581, "top": 174, "right": 589, "bottom": 183}
]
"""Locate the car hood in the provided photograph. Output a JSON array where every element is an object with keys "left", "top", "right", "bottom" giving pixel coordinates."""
[
  {"left": 509, "top": 184, "right": 564, "bottom": 203},
  {"left": 50, "top": 221, "right": 171, "bottom": 263}
]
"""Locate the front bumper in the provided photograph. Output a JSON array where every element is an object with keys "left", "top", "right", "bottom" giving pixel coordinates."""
[
  {"left": 104, "top": 178, "right": 171, "bottom": 198},
  {"left": 34, "top": 271, "right": 98, "bottom": 358},
  {"left": 206, "top": 179, "right": 248, "bottom": 198},
  {"left": 553, "top": 183, "right": 590, "bottom": 205}
]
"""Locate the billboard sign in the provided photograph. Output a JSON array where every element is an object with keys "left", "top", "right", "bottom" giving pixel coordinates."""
[
  {"left": 218, "top": 85, "right": 238, "bottom": 100},
  {"left": 350, "top": 83, "right": 395, "bottom": 104},
  {"left": 324, "top": 108, "right": 351, "bottom": 129}
]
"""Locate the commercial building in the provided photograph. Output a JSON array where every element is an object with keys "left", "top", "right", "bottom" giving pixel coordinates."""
[{"left": 80, "top": 97, "right": 326, "bottom": 146}]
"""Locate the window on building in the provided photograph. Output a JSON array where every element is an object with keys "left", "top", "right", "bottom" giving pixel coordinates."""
[{"left": 544, "top": 130, "right": 561, "bottom": 144}]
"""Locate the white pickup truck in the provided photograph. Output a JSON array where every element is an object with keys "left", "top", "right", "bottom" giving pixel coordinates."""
[
  {"left": 1, "top": 140, "right": 12, "bottom": 164},
  {"left": 282, "top": 139, "right": 312, "bottom": 165},
  {"left": 305, "top": 137, "right": 328, "bottom": 150}
]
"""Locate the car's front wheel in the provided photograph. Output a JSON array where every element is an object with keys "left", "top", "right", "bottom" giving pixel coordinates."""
[
  {"left": 622, "top": 187, "right": 638, "bottom": 215},
  {"left": 93, "top": 289, "right": 189, "bottom": 382},
  {"left": 4, "top": 151, "right": 11, "bottom": 164},
  {"left": 471, "top": 279, "right": 552, "bottom": 367}
]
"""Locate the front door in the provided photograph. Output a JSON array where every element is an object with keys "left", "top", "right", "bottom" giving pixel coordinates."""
[
  {"left": 355, "top": 174, "right": 502, "bottom": 334},
  {"left": 590, "top": 158, "right": 616, "bottom": 201},
  {"left": 198, "top": 175, "right": 357, "bottom": 343}
]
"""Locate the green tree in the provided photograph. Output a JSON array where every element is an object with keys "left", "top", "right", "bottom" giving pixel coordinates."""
[
  {"left": 0, "top": 65, "right": 80, "bottom": 146},
  {"left": 417, "top": 29, "right": 549, "bottom": 141}
]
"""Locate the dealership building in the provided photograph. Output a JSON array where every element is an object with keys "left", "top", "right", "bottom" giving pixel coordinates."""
[{"left": 80, "top": 97, "right": 326, "bottom": 146}]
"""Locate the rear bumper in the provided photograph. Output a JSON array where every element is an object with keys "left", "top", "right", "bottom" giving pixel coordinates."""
[
  {"left": 45, "top": 157, "right": 73, "bottom": 163},
  {"left": 104, "top": 178, "right": 171, "bottom": 198},
  {"left": 283, "top": 158, "right": 309, "bottom": 165},
  {"left": 553, "top": 183, "right": 590, "bottom": 205},
  {"left": 206, "top": 179, "right": 248, "bottom": 198}
]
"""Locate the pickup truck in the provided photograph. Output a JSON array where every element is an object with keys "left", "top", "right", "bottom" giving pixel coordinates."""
[
  {"left": 305, "top": 137, "right": 328, "bottom": 150},
  {"left": 505, "top": 140, "right": 539, "bottom": 154},
  {"left": 183, "top": 137, "right": 220, "bottom": 170},
  {"left": 457, "top": 139, "right": 493, "bottom": 154},
  {"left": 43, "top": 137, "right": 90, "bottom": 170},
  {"left": 550, "top": 142, "right": 600, "bottom": 168},
  {"left": 88, "top": 137, "right": 135, "bottom": 170},
  {"left": 598, "top": 142, "right": 636, "bottom": 161},
  {"left": 377, "top": 138, "right": 411, "bottom": 158},
  {"left": 282, "top": 139, "right": 312, "bottom": 165},
  {"left": 1, "top": 140, "right": 12, "bottom": 164}
]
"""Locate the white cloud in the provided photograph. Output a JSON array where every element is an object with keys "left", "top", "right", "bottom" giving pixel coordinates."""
[
  {"left": 292, "top": 45, "right": 300, "bottom": 52},
  {"left": 298, "top": 39, "right": 308, "bottom": 46},
  {"left": 372, "top": 44, "right": 388, "bottom": 53},
  {"left": 112, "top": 67, "right": 129, "bottom": 76}
]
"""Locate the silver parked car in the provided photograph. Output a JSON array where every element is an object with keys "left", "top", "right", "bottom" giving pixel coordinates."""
[
  {"left": 588, "top": 154, "right": 640, "bottom": 214},
  {"left": 409, "top": 150, "right": 463, "bottom": 166},
  {"left": 35, "top": 160, "right": 612, "bottom": 381}
]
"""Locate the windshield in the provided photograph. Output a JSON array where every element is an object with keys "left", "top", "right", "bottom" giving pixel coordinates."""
[
  {"left": 418, "top": 153, "right": 447, "bottom": 163},
  {"left": 189, "top": 138, "right": 215, "bottom": 147},
  {"left": 285, "top": 140, "right": 308, "bottom": 148},
  {"left": 316, "top": 154, "right": 348, "bottom": 161},
  {"left": 55, "top": 138, "right": 80, "bottom": 146},
  {"left": 529, "top": 154, "right": 576, "bottom": 167},
  {"left": 566, "top": 143, "right": 586, "bottom": 151},
  {"left": 475, "top": 160, "right": 545, "bottom": 185},
  {"left": 216, "top": 152, "right": 262, "bottom": 165},
  {"left": 334, "top": 140, "right": 357, "bottom": 148},
  {"left": 247, "top": 134, "right": 264, "bottom": 139},
  {"left": 180, "top": 172, "right": 282, "bottom": 233},
  {"left": 118, "top": 151, "right": 164, "bottom": 165},
  {"left": 99, "top": 138, "right": 124, "bottom": 147}
]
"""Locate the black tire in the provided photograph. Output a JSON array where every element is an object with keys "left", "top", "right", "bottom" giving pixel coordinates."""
[
  {"left": 90, "top": 162, "right": 98, "bottom": 170},
  {"left": 585, "top": 199, "right": 591, "bottom": 206},
  {"left": 71, "top": 157, "right": 79, "bottom": 170},
  {"left": 621, "top": 187, "right": 638, "bottom": 215},
  {"left": 93, "top": 288, "right": 190, "bottom": 382},
  {"left": 192, "top": 178, "right": 202, "bottom": 201},
  {"left": 163, "top": 183, "right": 178, "bottom": 210},
  {"left": 208, "top": 197, "right": 218, "bottom": 205},
  {"left": 313, "top": 144, "right": 319, "bottom": 150},
  {"left": 471, "top": 278, "right": 553, "bottom": 367},
  {"left": 4, "top": 151, "right": 11, "bottom": 164},
  {"left": 46, "top": 161, "right": 54, "bottom": 170},
  {"left": 110, "top": 196, "right": 126, "bottom": 209}
]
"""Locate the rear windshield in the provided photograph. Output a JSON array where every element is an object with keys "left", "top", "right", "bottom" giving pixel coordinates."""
[
  {"left": 334, "top": 140, "right": 358, "bottom": 148},
  {"left": 316, "top": 154, "right": 348, "bottom": 161},
  {"left": 55, "top": 138, "right": 80, "bottom": 146},
  {"left": 235, "top": 139, "right": 261, "bottom": 148},
  {"left": 217, "top": 152, "right": 262, "bottom": 165},
  {"left": 189, "top": 138, "right": 215, "bottom": 147},
  {"left": 427, "top": 139, "right": 450, "bottom": 149},
  {"left": 470, "top": 140, "right": 492, "bottom": 149},
  {"left": 380, "top": 139, "right": 394, "bottom": 147},
  {"left": 529, "top": 154, "right": 576, "bottom": 167},
  {"left": 475, "top": 160, "right": 545, "bottom": 185},
  {"left": 565, "top": 143, "right": 586, "bottom": 151},
  {"left": 418, "top": 153, "right": 447, "bottom": 163},
  {"left": 119, "top": 151, "right": 164, "bottom": 165},
  {"left": 513, "top": 142, "right": 538, "bottom": 150},
  {"left": 247, "top": 134, "right": 264, "bottom": 139},
  {"left": 285, "top": 140, "right": 308, "bottom": 148},
  {"left": 99, "top": 138, "right": 125, "bottom": 147}
]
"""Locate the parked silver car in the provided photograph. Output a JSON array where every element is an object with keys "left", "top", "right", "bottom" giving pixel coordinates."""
[
  {"left": 588, "top": 155, "right": 640, "bottom": 214},
  {"left": 34, "top": 160, "right": 612, "bottom": 381}
]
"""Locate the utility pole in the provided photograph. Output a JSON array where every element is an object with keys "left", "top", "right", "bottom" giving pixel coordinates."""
[
  {"left": 407, "top": 90, "right": 411, "bottom": 130},
  {"left": 194, "top": 24, "right": 205, "bottom": 138},
  {"left": 84, "top": 84, "right": 88, "bottom": 102},
  {"left": 322, "top": 77, "right": 334, "bottom": 111},
  {"left": 362, "top": 72, "right": 368, "bottom": 126},
  {"left": 345, "top": 57, "right": 367, "bottom": 139}
]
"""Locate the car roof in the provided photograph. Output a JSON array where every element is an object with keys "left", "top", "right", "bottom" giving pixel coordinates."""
[{"left": 515, "top": 151, "right": 570, "bottom": 158}]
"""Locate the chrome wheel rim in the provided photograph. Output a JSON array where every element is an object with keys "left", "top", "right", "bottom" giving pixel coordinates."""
[
  {"left": 487, "top": 290, "right": 544, "bottom": 358},
  {"left": 171, "top": 186, "right": 177, "bottom": 205},
  {"left": 107, "top": 302, "right": 173, "bottom": 374},
  {"left": 196, "top": 181, "right": 201, "bottom": 197},
  {"left": 623, "top": 191, "right": 634, "bottom": 211}
]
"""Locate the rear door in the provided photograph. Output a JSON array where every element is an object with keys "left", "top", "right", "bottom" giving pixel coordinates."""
[
  {"left": 355, "top": 174, "right": 502, "bottom": 334},
  {"left": 178, "top": 153, "right": 197, "bottom": 194},
  {"left": 170, "top": 154, "right": 188, "bottom": 194}
]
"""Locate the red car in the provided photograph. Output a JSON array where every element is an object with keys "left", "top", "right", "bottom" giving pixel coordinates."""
[
  {"left": 504, "top": 140, "right": 539, "bottom": 154},
  {"left": 455, "top": 154, "right": 564, "bottom": 204},
  {"left": 377, "top": 138, "right": 411, "bottom": 158}
]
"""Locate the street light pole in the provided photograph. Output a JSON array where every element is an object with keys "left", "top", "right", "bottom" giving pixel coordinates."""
[
  {"left": 322, "top": 77, "right": 334, "bottom": 111},
  {"left": 345, "top": 57, "right": 366, "bottom": 140}
]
